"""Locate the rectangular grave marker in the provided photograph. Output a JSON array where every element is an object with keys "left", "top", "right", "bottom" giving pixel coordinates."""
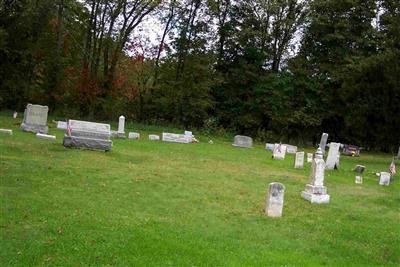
[
  {"left": 162, "top": 133, "right": 191, "bottom": 144},
  {"left": 273, "top": 144, "right": 287, "bottom": 160},
  {"left": 266, "top": 182, "right": 285, "bottom": 217},
  {"left": 0, "top": 129, "right": 13, "bottom": 135},
  {"left": 21, "top": 103, "right": 49, "bottom": 134},
  {"left": 307, "top": 153, "right": 313, "bottom": 163},
  {"left": 326, "top": 142, "right": 341, "bottom": 170},
  {"left": 319, "top": 133, "right": 328, "bottom": 153},
  {"left": 294, "top": 152, "right": 305, "bottom": 169},
  {"left": 232, "top": 135, "right": 253, "bottom": 148},
  {"left": 379, "top": 172, "right": 391, "bottom": 186}
]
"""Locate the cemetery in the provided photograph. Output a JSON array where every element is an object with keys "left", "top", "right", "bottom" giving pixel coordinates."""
[{"left": 0, "top": 111, "right": 398, "bottom": 266}]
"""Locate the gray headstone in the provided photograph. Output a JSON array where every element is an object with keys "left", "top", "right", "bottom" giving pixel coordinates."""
[
  {"left": 355, "top": 175, "right": 363, "bottom": 184},
  {"left": 20, "top": 103, "right": 49, "bottom": 134},
  {"left": 273, "top": 144, "right": 287, "bottom": 160},
  {"left": 301, "top": 147, "right": 330, "bottom": 204},
  {"left": 286, "top": 145, "right": 298, "bottom": 154},
  {"left": 319, "top": 133, "right": 328, "bottom": 153},
  {"left": 379, "top": 172, "right": 390, "bottom": 186},
  {"left": 232, "top": 135, "right": 253, "bottom": 148},
  {"left": 265, "top": 143, "right": 275, "bottom": 151},
  {"left": 265, "top": 182, "right": 285, "bottom": 217},
  {"left": 326, "top": 142, "right": 341, "bottom": 170},
  {"left": 354, "top": 165, "right": 365, "bottom": 173},
  {"left": 294, "top": 152, "right": 305, "bottom": 169},
  {"left": 149, "top": 134, "right": 160, "bottom": 141},
  {"left": 57, "top": 121, "right": 67, "bottom": 130},
  {"left": 0, "top": 128, "right": 13, "bottom": 135},
  {"left": 162, "top": 132, "right": 191, "bottom": 144},
  {"left": 307, "top": 153, "right": 313, "bottom": 163},
  {"left": 128, "top": 132, "right": 140, "bottom": 140}
]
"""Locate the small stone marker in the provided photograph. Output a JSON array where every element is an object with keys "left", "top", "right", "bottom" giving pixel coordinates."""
[
  {"left": 21, "top": 103, "right": 49, "bottom": 134},
  {"left": 301, "top": 147, "right": 330, "bottom": 204},
  {"left": 355, "top": 176, "right": 363, "bottom": 184},
  {"left": 13, "top": 111, "right": 17, "bottom": 119},
  {"left": 128, "top": 132, "right": 140, "bottom": 140},
  {"left": 232, "top": 135, "right": 253, "bottom": 148},
  {"left": 273, "top": 144, "right": 287, "bottom": 160},
  {"left": 319, "top": 133, "right": 328, "bottom": 153},
  {"left": 184, "top": 130, "right": 194, "bottom": 142},
  {"left": 149, "top": 134, "right": 160, "bottom": 141},
  {"left": 63, "top": 120, "right": 112, "bottom": 151},
  {"left": 379, "top": 172, "right": 391, "bottom": 186},
  {"left": 286, "top": 145, "right": 298, "bottom": 154},
  {"left": 36, "top": 133, "right": 56, "bottom": 141},
  {"left": 354, "top": 165, "right": 365, "bottom": 173},
  {"left": 57, "top": 121, "right": 68, "bottom": 130},
  {"left": 307, "top": 153, "right": 313, "bottom": 163},
  {"left": 0, "top": 128, "right": 13, "bottom": 135},
  {"left": 265, "top": 182, "right": 285, "bottom": 217},
  {"left": 294, "top": 152, "right": 305, "bottom": 169},
  {"left": 162, "top": 132, "right": 191, "bottom": 143},
  {"left": 265, "top": 143, "right": 275, "bottom": 151},
  {"left": 325, "top": 142, "right": 341, "bottom": 170}
]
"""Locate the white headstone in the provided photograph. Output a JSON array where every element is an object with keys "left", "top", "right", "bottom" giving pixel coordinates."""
[
  {"left": 128, "top": 132, "right": 140, "bottom": 140},
  {"left": 13, "top": 111, "right": 17, "bottom": 119},
  {"left": 36, "top": 133, "right": 56, "bottom": 141},
  {"left": 379, "top": 172, "right": 391, "bottom": 186},
  {"left": 355, "top": 176, "right": 363, "bottom": 184},
  {"left": 286, "top": 145, "right": 298, "bottom": 154},
  {"left": 57, "top": 121, "right": 68, "bottom": 130},
  {"left": 266, "top": 182, "right": 285, "bottom": 217},
  {"left": 184, "top": 130, "right": 193, "bottom": 137},
  {"left": 118, "top": 115, "right": 125, "bottom": 133},
  {"left": 149, "top": 134, "right": 160, "bottom": 141},
  {"left": 319, "top": 133, "right": 328, "bottom": 153},
  {"left": 232, "top": 135, "right": 253, "bottom": 148},
  {"left": 162, "top": 132, "right": 191, "bottom": 143},
  {"left": 294, "top": 152, "right": 305, "bottom": 169},
  {"left": 325, "top": 142, "right": 341, "bottom": 170},
  {"left": 265, "top": 143, "right": 275, "bottom": 151},
  {"left": 301, "top": 148, "right": 330, "bottom": 204},
  {"left": 273, "top": 144, "right": 287, "bottom": 160},
  {"left": 307, "top": 153, "right": 313, "bottom": 163},
  {"left": 0, "top": 128, "right": 13, "bottom": 135},
  {"left": 20, "top": 103, "right": 49, "bottom": 134}
]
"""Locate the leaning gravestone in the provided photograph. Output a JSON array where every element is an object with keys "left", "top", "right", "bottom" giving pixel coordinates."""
[
  {"left": 379, "top": 172, "right": 391, "bottom": 186},
  {"left": 307, "top": 153, "right": 313, "bottom": 163},
  {"left": 162, "top": 132, "right": 191, "bottom": 144},
  {"left": 232, "top": 135, "right": 253, "bottom": 148},
  {"left": 21, "top": 103, "right": 49, "bottom": 134},
  {"left": 294, "top": 152, "right": 305, "bottom": 169},
  {"left": 265, "top": 182, "right": 285, "bottom": 217},
  {"left": 273, "top": 144, "right": 287, "bottom": 160},
  {"left": 325, "top": 142, "right": 341, "bottom": 170},
  {"left": 301, "top": 147, "right": 330, "bottom": 204},
  {"left": 286, "top": 145, "right": 298, "bottom": 154},
  {"left": 319, "top": 133, "right": 328, "bottom": 153},
  {"left": 0, "top": 129, "right": 13, "bottom": 135},
  {"left": 63, "top": 120, "right": 112, "bottom": 151}
]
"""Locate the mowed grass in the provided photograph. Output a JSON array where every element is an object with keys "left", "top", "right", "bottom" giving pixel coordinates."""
[{"left": 0, "top": 112, "right": 399, "bottom": 266}]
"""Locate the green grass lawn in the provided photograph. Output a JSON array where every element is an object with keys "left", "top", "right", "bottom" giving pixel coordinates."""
[{"left": 1, "top": 112, "right": 399, "bottom": 266}]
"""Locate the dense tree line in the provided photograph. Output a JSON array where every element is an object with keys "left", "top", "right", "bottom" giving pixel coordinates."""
[{"left": 0, "top": 0, "right": 399, "bottom": 151}]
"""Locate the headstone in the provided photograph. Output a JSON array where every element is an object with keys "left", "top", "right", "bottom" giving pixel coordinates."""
[
  {"left": 397, "top": 146, "right": 400, "bottom": 159},
  {"left": 265, "top": 182, "right": 285, "bottom": 217},
  {"left": 20, "top": 103, "right": 49, "bottom": 134},
  {"left": 0, "top": 129, "right": 13, "bottom": 135},
  {"left": 379, "top": 172, "right": 390, "bottom": 186},
  {"left": 118, "top": 115, "right": 125, "bottom": 133},
  {"left": 325, "top": 142, "right": 341, "bottom": 170},
  {"left": 265, "top": 143, "right": 275, "bottom": 151},
  {"left": 286, "top": 145, "right": 298, "bottom": 154},
  {"left": 13, "top": 111, "right": 17, "bottom": 119},
  {"left": 232, "top": 135, "right": 253, "bottom": 148},
  {"left": 354, "top": 165, "right": 365, "bottom": 173},
  {"left": 62, "top": 120, "right": 112, "bottom": 151},
  {"left": 149, "top": 134, "right": 160, "bottom": 141},
  {"left": 184, "top": 130, "right": 193, "bottom": 137},
  {"left": 307, "top": 153, "right": 313, "bottom": 163},
  {"left": 319, "top": 133, "right": 328, "bottom": 153},
  {"left": 57, "top": 121, "right": 68, "bottom": 130},
  {"left": 294, "top": 152, "right": 305, "bottom": 169},
  {"left": 342, "top": 144, "right": 361, "bottom": 156},
  {"left": 36, "top": 133, "right": 56, "bottom": 141},
  {"left": 162, "top": 132, "right": 191, "bottom": 143},
  {"left": 355, "top": 176, "right": 363, "bottom": 184},
  {"left": 273, "top": 144, "right": 287, "bottom": 160},
  {"left": 128, "top": 132, "right": 140, "bottom": 140},
  {"left": 301, "top": 147, "right": 330, "bottom": 204},
  {"left": 335, "top": 154, "right": 340, "bottom": 169}
]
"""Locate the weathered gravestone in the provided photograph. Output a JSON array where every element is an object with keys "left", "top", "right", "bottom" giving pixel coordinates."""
[
  {"left": 162, "top": 133, "right": 191, "bottom": 144},
  {"left": 265, "top": 143, "right": 275, "bottom": 151},
  {"left": 294, "top": 152, "right": 305, "bottom": 169},
  {"left": 265, "top": 182, "right": 285, "bottom": 217},
  {"left": 63, "top": 120, "right": 112, "bottom": 151},
  {"left": 319, "top": 133, "right": 328, "bottom": 153},
  {"left": 355, "top": 176, "right": 363, "bottom": 184},
  {"left": 149, "top": 134, "right": 160, "bottom": 141},
  {"left": 116, "top": 115, "right": 126, "bottom": 138},
  {"left": 21, "top": 103, "right": 49, "bottom": 134},
  {"left": 354, "top": 165, "right": 365, "bottom": 184},
  {"left": 232, "top": 135, "right": 253, "bottom": 148},
  {"left": 57, "top": 121, "right": 67, "bottom": 130},
  {"left": 36, "top": 133, "right": 56, "bottom": 141},
  {"left": 0, "top": 129, "right": 13, "bottom": 135},
  {"left": 273, "top": 144, "right": 287, "bottom": 160},
  {"left": 128, "top": 132, "right": 140, "bottom": 140},
  {"left": 286, "top": 145, "right": 298, "bottom": 154},
  {"left": 307, "top": 153, "right": 313, "bottom": 163},
  {"left": 325, "top": 142, "right": 341, "bottom": 170},
  {"left": 301, "top": 147, "right": 330, "bottom": 204},
  {"left": 379, "top": 172, "right": 391, "bottom": 186}
]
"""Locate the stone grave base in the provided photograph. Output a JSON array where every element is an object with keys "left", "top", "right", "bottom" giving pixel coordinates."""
[
  {"left": 63, "top": 136, "right": 112, "bottom": 151},
  {"left": 111, "top": 130, "right": 126, "bottom": 139},
  {"left": 301, "top": 191, "right": 330, "bottom": 204},
  {"left": 21, "top": 122, "right": 48, "bottom": 134}
]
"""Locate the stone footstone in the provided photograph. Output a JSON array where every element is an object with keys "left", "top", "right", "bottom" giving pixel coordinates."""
[
  {"left": 379, "top": 172, "right": 391, "bottom": 186},
  {"left": 128, "top": 132, "right": 140, "bottom": 140},
  {"left": 355, "top": 176, "right": 363, "bottom": 184},
  {"left": 149, "top": 134, "right": 160, "bottom": 141},
  {"left": 266, "top": 182, "right": 285, "bottom": 217},
  {"left": 36, "top": 133, "right": 56, "bottom": 141},
  {"left": 0, "top": 128, "right": 13, "bottom": 135}
]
